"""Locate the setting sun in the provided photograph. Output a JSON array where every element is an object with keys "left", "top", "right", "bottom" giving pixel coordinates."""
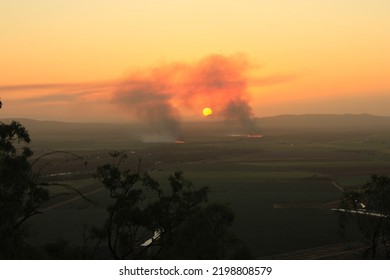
[{"left": 202, "top": 107, "right": 213, "bottom": 117}]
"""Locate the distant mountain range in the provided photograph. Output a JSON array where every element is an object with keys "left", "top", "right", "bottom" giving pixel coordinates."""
[
  {"left": 0, "top": 118, "right": 138, "bottom": 141},
  {"left": 1, "top": 114, "right": 390, "bottom": 139},
  {"left": 257, "top": 114, "right": 390, "bottom": 130}
]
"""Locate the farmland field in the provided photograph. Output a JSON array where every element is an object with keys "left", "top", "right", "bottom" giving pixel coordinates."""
[{"left": 14, "top": 115, "right": 390, "bottom": 258}]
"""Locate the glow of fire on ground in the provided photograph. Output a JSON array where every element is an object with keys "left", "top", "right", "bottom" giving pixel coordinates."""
[{"left": 229, "top": 134, "right": 263, "bottom": 138}]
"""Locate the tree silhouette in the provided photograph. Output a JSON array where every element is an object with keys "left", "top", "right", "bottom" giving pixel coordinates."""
[
  {"left": 0, "top": 121, "right": 49, "bottom": 258},
  {"left": 86, "top": 151, "right": 245, "bottom": 259},
  {"left": 338, "top": 174, "right": 390, "bottom": 259},
  {"left": 0, "top": 121, "right": 89, "bottom": 259}
]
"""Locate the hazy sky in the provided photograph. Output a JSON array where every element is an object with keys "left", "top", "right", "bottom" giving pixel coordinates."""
[{"left": 1, "top": 0, "right": 390, "bottom": 122}]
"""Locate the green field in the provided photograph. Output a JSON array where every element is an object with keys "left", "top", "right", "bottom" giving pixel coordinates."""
[{"left": 19, "top": 116, "right": 390, "bottom": 258}]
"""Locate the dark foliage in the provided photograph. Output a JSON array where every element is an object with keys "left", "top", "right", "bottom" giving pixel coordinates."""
[
  {"left": 87, "top": 152, "right": 246, "bottom": 259},
  {"left": 0, "top": 121, "right": 49, "bottom": 258},
  {"left": 338, "top": 174, "right": 390, "bottom": 259}
]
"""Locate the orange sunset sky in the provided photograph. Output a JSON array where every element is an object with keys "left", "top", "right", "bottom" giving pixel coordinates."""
[{"left": 1, "top": 0, "right": 390, "bottom": 123}]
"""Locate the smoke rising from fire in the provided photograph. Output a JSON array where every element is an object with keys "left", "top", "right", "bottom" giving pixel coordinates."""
[
  {"left": 112, "top": 54, "right": 264, "bottom": 139},
  {"left": 113, "top": 82, "right": 181, "bottom": 141}
]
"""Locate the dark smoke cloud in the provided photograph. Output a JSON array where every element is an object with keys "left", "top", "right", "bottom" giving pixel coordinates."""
[
  {"left": 113, "top": 82, "right": 181, "bottom": 141},
  {"left": 223, "top": 99, "right": 257, "bottom": 133}
]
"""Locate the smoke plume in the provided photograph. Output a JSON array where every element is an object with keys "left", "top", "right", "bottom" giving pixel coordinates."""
[
  {"left": 113, "top": 82, "right": 181, "bottom": 141},
  {"left": 112, "top": 54, "right": 269, "bottom": 139}
]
